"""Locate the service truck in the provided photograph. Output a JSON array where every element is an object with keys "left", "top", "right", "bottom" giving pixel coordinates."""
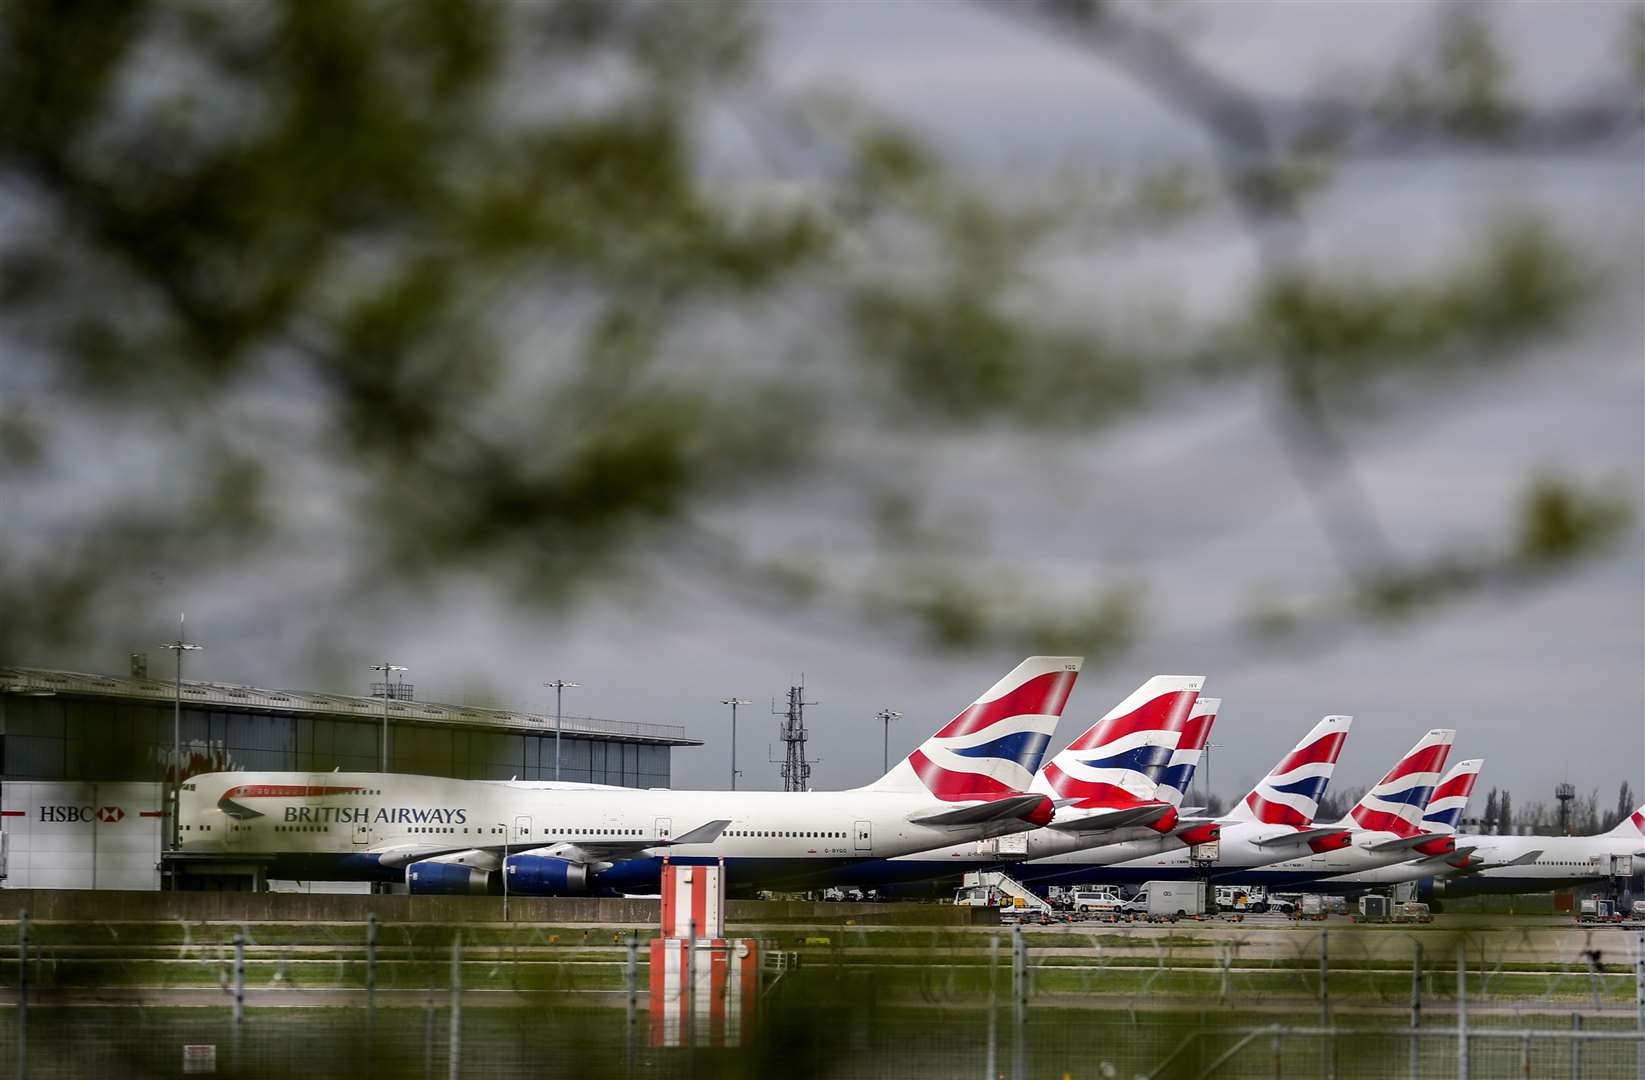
[{"left": 1124, "top": 881, "right": 1207, "bottom": 918}]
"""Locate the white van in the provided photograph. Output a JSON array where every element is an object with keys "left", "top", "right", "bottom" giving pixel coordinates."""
[{"left": 1070, "top": 887, "right": 1123, "bottom": 914}]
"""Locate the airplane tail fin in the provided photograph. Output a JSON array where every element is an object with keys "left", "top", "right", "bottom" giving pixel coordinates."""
[
  {"left": 1226, "top": 715, "right": 1352, "bottom": 827},
  {"left": 1030, "top": 675, "right": 1203, "bottom": 807},
  {"left": 1344, "top": 728, "right": 1455, "bottom": 837},
  {"left": 863, "top": 657, "right": 1082, "bottom": 799},
  {"left": 1155, "top": 697, "right": 1219, "bottom": 808},
  {"left": 1419, "top": 759, "right": 1483, "bottom": 835},
  {"left": 1605, "top": 803, "right": 1645, "bottom": 838}
]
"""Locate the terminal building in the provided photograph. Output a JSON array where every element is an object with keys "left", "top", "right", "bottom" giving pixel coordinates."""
[{"left": 0, "top": 664, "right": 700, "bottom": 890}]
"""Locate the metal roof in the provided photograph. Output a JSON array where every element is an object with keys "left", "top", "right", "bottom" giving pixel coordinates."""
[{"left": 0, "top": 666, "right": 700, "bottom": 746}]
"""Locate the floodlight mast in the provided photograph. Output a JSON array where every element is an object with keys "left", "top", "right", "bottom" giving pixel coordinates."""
[
  {"left": 721, "top": 698, "right": 752, "bottom": 789},
  {"left": 543, "top": 680, "right": 579, "bottom": 780},
  {"left": 370, "top": 663, "right": 408, "bottom": 770},
  {"left": 877, "top": 709, "right": 903, "bottom": 774},
  {"left": 159, "top": 614, "right": 203, "bottom": 868}
]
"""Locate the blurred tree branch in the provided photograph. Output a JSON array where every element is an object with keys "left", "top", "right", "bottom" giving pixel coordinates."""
[{"left": 0, "top": 0, "right": 1638, "bottom": 667}]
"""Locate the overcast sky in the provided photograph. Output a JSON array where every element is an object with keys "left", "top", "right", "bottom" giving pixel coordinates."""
[{"left": 19, "top": 0, "right": 1645, "bottom": 813}]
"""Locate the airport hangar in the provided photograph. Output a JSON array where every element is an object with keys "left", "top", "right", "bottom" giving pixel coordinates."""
[{"left": 0, "top": 665, "right": 700, "bottom": 890}]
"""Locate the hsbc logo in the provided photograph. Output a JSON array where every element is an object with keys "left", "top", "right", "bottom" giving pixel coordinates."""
[{"left": 38, "top": 805, "right": 126, "bottom": 824}]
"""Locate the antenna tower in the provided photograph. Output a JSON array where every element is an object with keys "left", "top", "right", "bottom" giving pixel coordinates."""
[
  {"left": 773, "top": 679, "right": 818, "bottom": 792},
  {"left": 1555, "top": 781, "right": 1576, "bottom": 835}
]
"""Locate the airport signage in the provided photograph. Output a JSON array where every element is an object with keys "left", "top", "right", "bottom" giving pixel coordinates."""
[{"left": 37, "top": 804, "right": 126, "bottom": 824}]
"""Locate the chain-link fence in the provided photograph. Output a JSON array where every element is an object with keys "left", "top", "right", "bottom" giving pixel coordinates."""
[{"left": 2, "top": 911, "right": 1643, "bottom": 1078}]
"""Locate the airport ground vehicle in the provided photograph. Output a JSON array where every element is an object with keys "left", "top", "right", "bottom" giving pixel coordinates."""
[
  {"left": 954, "top": 871, "right": 1053, "bottom": 918},
  {"left": 1124, "top": 881, "right": 1205, "bottom": 917},
  {"left": 1215, "top": 885, "right": 1286, "bottom": 913},
  {"left": 1578, "top": 897, "right": 1618, "bottom": 923},
  {"left": 1069, "top": 887, "right": 1123, "bottom": 914}
]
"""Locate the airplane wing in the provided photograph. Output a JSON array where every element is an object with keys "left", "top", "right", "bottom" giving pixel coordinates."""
[
  {"left": 1047, "top": 804, "right": 1174, "bottom": 833},
  {"left": 1251, "top": 827, "right": 1350, "bottom": 849},
  {"left": 551, "top": 818, "right": 731, "bottom": 861},
  {"left": 1398, "top": 845, "right": 1477, "bottom": 874},
  {"left": 1450, "top": 848, "right": 1542, "bottom": 876},
  {"left": 1367, "top": 832, "right": 1449, "bottom": 853},
  {"left": 371, "top": 819, "right": 732, "bottom": 869},
  {"left": 909, "top": 793, "right": 1047, "bottom": 827}
]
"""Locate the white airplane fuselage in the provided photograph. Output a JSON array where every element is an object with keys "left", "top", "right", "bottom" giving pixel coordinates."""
[
  {"left": 1419, "top": 833, "right": 1645, "bottom": 896},
  {"left": 178, "top": 771, "right": 1047, "bottom": 895}
]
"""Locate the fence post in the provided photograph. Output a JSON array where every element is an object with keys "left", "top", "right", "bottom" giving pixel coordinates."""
[
  {"left": 448, "top": 931, "right": 462, "bottom": 1080},
  {"left": 986, "top": 933, "right": 998, "bottom": 1080},
  {"left": 366, "top": 913, "right": 377, "bottom": 1070},
  {"left": 685, "top": 918, "right": 697, "bottom": 1049},
  {"left": 1012, "top": 924, "right": 1027, "bottom": 1080},
  {"left": 1571, "top": 1011, "right": 1581, "bottom": 1080},
  {"left": 1272, "top": 1028, "right": 1283, "bottom": 1080},
  {"left": 423, "top": 988, "right": 435, "bottom": 1080},
  {"left": 232, "top": 931, "right": 245, "bottom": 1071},
  {"left": 1457, "top": 941, "right": 1469, "bottom": 1080},
  {"left": 17, "top": 912, "right": 27, "bottom": 1080},
  {"left": 1635, "top": 929, "right": 1644, "bottom": 1080},
  {"left": 1411, "top": 939, "right": 1423, "bottom": 1080},
  {"left": 625, "top": 932, "right": 638, "bottom": 1080},
  {"left": 233, "top": 933, "right": 245, "bottom": 1025},
  {"left": 1320, "top": 929, "right": 1332, "bottom": 1080}
]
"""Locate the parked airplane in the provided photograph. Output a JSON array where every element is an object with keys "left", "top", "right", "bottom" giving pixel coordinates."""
[
  {"left": 1421, "top": 802, "right": 1645, "bottom": 898},
  {"left": 824, "top": 676, "right": 1208, "bottom": 889},
  {"left": 1317, "top": 758, "right": 1487, "bottom": 889},
  {"left": 1218, "top": 729, "right": 1457, "bottom": 888},
  {"left": 1013, "top": 713, "right": 1356, "bottom": 887},
  {"left": 178, "top": 656, "right": 1082, "bottom": 895}
]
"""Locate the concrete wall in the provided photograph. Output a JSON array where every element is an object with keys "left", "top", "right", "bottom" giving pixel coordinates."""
[{"left": 0, "top": 889, "right": 997, "bottom": 926}]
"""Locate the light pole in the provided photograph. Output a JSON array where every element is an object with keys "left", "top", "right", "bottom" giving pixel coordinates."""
[
  {"left": 1201, "top": 741, "right": 1223, "bottom": 812},
  {"left": 371, "top": 663, "right": 407, "bottom": 771},
  {"left": 543, "top": 680, "right": 578, "bottom": 781},
  {"left": 160, "top": 614, "right": 202, "bottom": 863},
  {"left": 721, "top": 698, "right": 751, "bottom": 790},
  {"left": 877, "top": 709, "right": 903, "bottom": 774}
]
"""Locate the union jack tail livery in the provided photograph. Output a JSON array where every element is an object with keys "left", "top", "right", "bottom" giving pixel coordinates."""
[
  {"left": 1030, "top": 675, "right": 1203, "bottom": 815},
  {"left": 1604, "top": 803, "right": 1645, "bottom": 838},
  {"left": 1343, "top": 729, "right": 1455, "bottom": 836},
  {"left": 1156, "top": 697, "right": 1219, "bottom": 808},
  {"left": 865, "top": 657, "right": 1082, "bottom": 800},
  {"left": 1419, "top": 759, "right": 1483, "bottom": 835},
  {"left": 1227, "top": 715, "right": 1352, "bottom": 828}
]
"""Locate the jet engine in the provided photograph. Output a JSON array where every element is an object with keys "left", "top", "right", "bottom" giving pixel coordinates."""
[
  {"left": 407, "top": 860, "right": 491, "bottom": 895},
  {"left": 503, "top": 855, "right": 591, "bottom": 896}
]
